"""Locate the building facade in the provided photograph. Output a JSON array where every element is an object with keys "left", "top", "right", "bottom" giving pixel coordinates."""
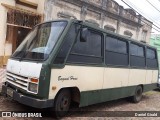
[
  {"left": 0, "top": 0, "right": 44, "bottom": 66},
  {"left": 150, "top": 34, "right": 160, "bottom": 70},
  {"left": 0, "top": 0, "right": 153, "bottom": 66},
  {"left": 43, "top": 0, "right": 152, "bottom": 42}
]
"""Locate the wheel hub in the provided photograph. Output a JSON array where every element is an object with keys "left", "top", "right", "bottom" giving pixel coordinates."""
[{"left": 60, "top": 97, "right": 69, "bottom": 110}]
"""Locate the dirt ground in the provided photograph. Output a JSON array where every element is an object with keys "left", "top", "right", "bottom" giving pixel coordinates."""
[
  {"left": 1, "top": 68, "right": 160, "bottom": 120},
  {"left": 1, "top": 89, "right": 160, "bottom": 120}
]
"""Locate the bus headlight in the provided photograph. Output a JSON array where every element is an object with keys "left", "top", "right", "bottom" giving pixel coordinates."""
[{"left": 28, "top": 82, "right": 38, "bottom": 93}]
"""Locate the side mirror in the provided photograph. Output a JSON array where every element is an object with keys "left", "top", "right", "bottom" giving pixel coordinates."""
[{"left": 80, "top": 28, "right": 89, "bottom": 42}]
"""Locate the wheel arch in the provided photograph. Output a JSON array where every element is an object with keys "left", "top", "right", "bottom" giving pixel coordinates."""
[
  {"left": 138, "top": 84, "right": 144, "bottom": 92},
  {"left": 55, "top": 87, "right": 81, "bottom": 104}
]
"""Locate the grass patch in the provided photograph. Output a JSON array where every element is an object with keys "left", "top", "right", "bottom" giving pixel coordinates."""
[{"left": 144, "top": 91, "right": 158, "bottom": 95}]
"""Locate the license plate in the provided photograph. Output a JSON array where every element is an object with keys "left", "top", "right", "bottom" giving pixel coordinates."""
[{"left": 7, "top": 88, "right": 13, "bottom": 97}]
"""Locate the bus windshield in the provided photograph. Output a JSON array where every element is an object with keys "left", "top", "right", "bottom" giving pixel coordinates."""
[{"left": 12, "top": 21, "right": 67, "bottom": 61}]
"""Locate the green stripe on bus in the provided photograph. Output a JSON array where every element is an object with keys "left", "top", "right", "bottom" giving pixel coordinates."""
[{"left": 79, "top": 83, "right": 158, "bottom": 107}]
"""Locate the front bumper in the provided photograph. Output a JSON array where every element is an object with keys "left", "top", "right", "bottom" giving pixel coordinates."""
[{"left": 1, "top": 85, "right": 54, "bottom": 108}]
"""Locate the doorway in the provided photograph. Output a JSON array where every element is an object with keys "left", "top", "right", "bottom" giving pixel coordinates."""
[
  {"left": 2, "top": 5, "right": 41, "bottom": 66},
  {"left": 6, "top": 25, "right": 30, "bottom": 53}
]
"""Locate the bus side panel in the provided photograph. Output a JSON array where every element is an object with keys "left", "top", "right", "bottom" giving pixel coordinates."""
[
  {"left": 143, "top": 83, "right": 158, "bottom": 92},
  {"left": 102, "top": 68, "right": 130, "bottom": 102},
  {"left": 103, "top": 68, "right": 129, "bottom": 88},
  {"left": 142, "top": 70, "right": 159, "bottom": 92},
  {"left": 48, "top": 65, "right": 104, "bottom": 106},
  {"left": 152, "top": 70, "right": 158, "bottom": 83},
  {"left": 145, "top": 70, "right": 152, "bottom": 84},
  {"left": 128, "top": 69, "right": 146, "bottom": 86},
  {"left": 100, "top": 86, "right": 136, "bottom": 102},
  {"left": 129, "top": 69, "right": 158, "bottom": 92}
]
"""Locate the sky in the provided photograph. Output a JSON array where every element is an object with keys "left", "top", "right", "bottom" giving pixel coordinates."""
[{"left": 114, "top": 0, "right": 160, "bottom": 34}]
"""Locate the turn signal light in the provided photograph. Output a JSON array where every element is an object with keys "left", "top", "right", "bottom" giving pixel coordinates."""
[{"left": 31, "top": 78, "right": 39, "bottom": 83}]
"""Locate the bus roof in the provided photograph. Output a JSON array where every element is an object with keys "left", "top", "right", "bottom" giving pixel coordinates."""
[{"left": 38, "top": 19, "right": 156, "bottom": 50}]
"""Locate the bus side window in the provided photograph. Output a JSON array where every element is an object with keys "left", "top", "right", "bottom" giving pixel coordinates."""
[
  {"left": 105, "top": 36, "right": 128, "bottom": 66},
  {"left": 80, "top": 28, "right": 89, "bottom": 42},
  {"left": 67, "top": 29, "right": 103, "bottom": 64},
  {"left": 130, "top": 43, "right": 145, "bottom": 68},
  {"left": 146, "top": 48, "right": 158, "bottom": 68},
  {"left": 53, "top": 24, "right": 79, "bottom": 64}
]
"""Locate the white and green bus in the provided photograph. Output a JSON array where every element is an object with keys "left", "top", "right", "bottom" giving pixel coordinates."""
[{"left": 1, "top": 19, "right": 159, "bottom": 117}]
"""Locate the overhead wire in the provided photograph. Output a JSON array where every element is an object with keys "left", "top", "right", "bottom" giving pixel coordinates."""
[
  {"left": 137, "top": 0, "right": 160, "bottom": 27},
  {"left": 146, "top": 0, "right": 160, "bottom": 13},
  {"left": 122, "top": 0, "right": 160, "bottom": 28},
  {"left": 145, "top": 0, "right": 160, "bottom": 26},
  {"left": 121, "top": 0, "right": 160, "bottom": 32},
  {"left": 124, "top": 0, "right": 160, "bottom": 32}
]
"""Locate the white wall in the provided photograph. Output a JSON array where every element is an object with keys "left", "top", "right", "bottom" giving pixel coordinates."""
[
  {"left": 37, "top": 0, "right": 45, "bottom": 15},
  {"left": 0, "top": 0, "right": 15, "bottom": 57}
]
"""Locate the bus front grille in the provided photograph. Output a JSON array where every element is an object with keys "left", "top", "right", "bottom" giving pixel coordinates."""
[{"left": 6, "top": 72, "right": 28, "bottom": 91}]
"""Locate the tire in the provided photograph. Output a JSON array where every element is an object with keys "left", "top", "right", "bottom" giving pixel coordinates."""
[
  {"left": 131, "top": 86, "right": 143, "bottom": 103},
  {"left": 53, "top": 89, "right": 71, "bottom": 118}
]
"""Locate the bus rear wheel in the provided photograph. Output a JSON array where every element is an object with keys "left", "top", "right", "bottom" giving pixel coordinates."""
[
  {"left": 53, "top": 89, "right": 71, "bottom": 118},
  {"left": 131, "top": 86, "right": 143, "bottom": 103}
]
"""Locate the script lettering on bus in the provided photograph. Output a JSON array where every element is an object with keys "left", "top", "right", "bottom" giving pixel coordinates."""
[{"left": 58, "top": 76, "right": 78, "bottom": 82}]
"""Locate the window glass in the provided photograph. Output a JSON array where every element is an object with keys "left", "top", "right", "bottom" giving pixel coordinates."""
[
  {"left": 53, "top": 24, "right": 79, "bottom": 64},
  {"left": 106, "top": 37, "right": 127, "bottom": 54},
  {"left": 12, "top": 22, "right": 67, "bottom": 61},
  {"left": 130, "top": 43, "right": 144, "bottom": 57},
  {"left": 142, "top": 30, "right": 147, "bottom": 41},
  {"left": 71, "top": 30, "right": 102, "bottom": 57},
  {"left": 147, "top": 48, "right": 156, "bottom": 59},
  {"left": 124, "top": 30, "right": 133, "bottom": 38},
  {"left": 105, "top": 36, "right": 128, "bottom": 66},
  {"left": 104, "top": 25, "right": 115, "bottom": 32}
]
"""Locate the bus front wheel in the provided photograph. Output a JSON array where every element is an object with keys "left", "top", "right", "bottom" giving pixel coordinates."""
[
  {"left": 131, "top": 86, "right": 143, "bottom": 103},
  {"left": 53, "top": 89, "right": 71, "bottom": 117}
]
